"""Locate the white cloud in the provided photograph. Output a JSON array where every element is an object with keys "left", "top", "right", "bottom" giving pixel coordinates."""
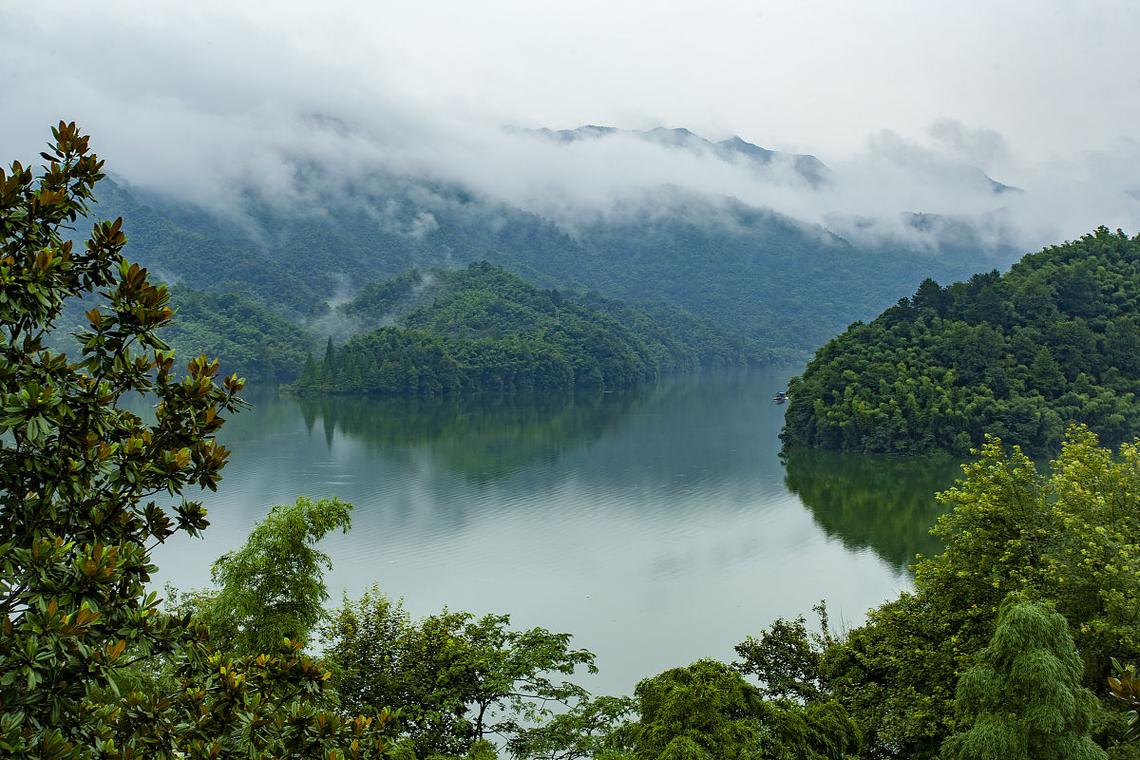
[{"left": 1, "top": 0, "right": 1137, "bottom": 254}]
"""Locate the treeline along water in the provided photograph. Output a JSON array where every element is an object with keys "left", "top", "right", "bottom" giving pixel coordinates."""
[{"left": 152, "top": 367, "right": 960, "bottom": 696}]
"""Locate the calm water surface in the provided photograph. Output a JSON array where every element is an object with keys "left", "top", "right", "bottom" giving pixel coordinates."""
[{"left": 153, "top": 367, "right": 962, "bottom": 696}]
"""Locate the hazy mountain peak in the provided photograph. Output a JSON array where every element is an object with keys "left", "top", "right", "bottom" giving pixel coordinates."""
[
  {"left": 509, "top": 124, "right": 831, "bottom": 187},
  {"left": 640, "top": 126, "right": 701, "bottom": 146},
  {"left": 716, "top": 135, "right": 775, "bottom": 161}
]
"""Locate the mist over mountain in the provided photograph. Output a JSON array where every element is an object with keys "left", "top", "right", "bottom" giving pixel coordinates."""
[
  {"left": 84, "top": 118, "right": 1033, "bottom": 362},
  {"left": 4, "top": 0, "right": 1136, "bottom": 266},
  {"left": 508, "top": 125, "right": 832, "bottom": 187}
]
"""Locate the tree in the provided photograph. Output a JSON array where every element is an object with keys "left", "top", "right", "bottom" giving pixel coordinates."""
[
  {"left": 320, "top": 586, "right": 411, "bottom": 725},
  {"left": 782, "top": 228, "right": 1140, "bottom": 455},
  {"left": 734, "top": 602, "right": 835, "bottom": 703},
  {"left": 940, "top": 595, "right": 1107, "bottom": 760},
  {"left": 811, "top": 427, "right": 1140, "bottom": 758},
  {"left": 507, "top": 695, "right": 635, "bottom": 760},
  {"left": 0, "top": 120, "right": 239, "bottom": 754},
  {"left": 197, "top": 495, "right": 353, "bottom": 656},
  {"left": 622, "top": 659, "right": 767, "bottom": 759},
  {"left": 324, "top": 587, "right": 598, "bottom": 757},
  {"left": 0, "top": 123, "right": 407, "bottom": 758},
  {"left": 614, "top": 660, "right": 858, "bottom": 760}
]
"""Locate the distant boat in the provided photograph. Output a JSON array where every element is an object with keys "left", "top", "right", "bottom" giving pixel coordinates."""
[{"left": 772, "top": 391, "right": 788, "bottom": 404}]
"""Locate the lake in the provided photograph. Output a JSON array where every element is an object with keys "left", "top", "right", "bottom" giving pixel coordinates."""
[{"left": 152, "top": 367, "right": 963, "bottom": 697}]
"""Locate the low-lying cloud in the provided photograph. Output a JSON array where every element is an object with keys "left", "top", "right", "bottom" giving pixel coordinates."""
[{"left": 2, "top": 2, "right": 1137, "bottom": 259}]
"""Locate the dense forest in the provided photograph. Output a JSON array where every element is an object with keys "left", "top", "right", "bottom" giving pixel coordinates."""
[
  {"left": 783, "top": 228, "right": 1140, "bottom": 454},
  {"left": 293, "top": 262, "right": 761, "bottom": 395},
  {"left": 89, "top": 165, "right": 1015, "bottom": 365},
  {"left": 44, "top": 285, "right": 317, "bottom": 385},
  {"left": 160, "top": 287, "right": 315, "bottom": 384}
]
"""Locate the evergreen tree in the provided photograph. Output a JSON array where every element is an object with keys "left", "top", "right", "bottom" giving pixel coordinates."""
[{"left": 941, "top": 595, "right": 1107, "bottom": 760}]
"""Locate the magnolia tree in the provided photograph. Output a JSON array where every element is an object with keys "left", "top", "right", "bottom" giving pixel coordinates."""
[{"left": 0, "top": 123, "right": 406, "bottom": 758}]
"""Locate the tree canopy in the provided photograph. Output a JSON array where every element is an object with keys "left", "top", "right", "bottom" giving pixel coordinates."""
[
  {"left": 778, "top": 427, "right": 1140, "bottom": 758},
  {"left": 294, "top": 262, "right": 761, "bottom": 396},
  {"left": 194, "top": 495, "right": 353, "bottom": 656},
  {"left": 941, "top": 595, "right": 1106, "bottom": 760},
  {"left": 323, "top": 586, "right": 598, "bottom": 758},
  {"left": 783, "top": 228, "right": 1140, "bottom": 454}
]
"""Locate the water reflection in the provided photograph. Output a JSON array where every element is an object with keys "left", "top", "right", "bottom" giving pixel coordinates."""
[
  {"left": 783, "top": 448, "right": 962, "bottom": 571},
  {"left": 296, "top": 390, "right": 641, "bottom": 483},
  {"left": 153, "top": 368, "right": 956, "bottom": 696}
]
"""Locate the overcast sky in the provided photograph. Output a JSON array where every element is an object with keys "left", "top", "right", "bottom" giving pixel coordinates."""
[{"left": 2, "top": 0, "right": 1139, "bottom": 244}]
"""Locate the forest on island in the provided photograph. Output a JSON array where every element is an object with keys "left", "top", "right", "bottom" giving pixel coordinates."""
[
  {"left": 292, "top": 263, "right": 762, "bottom": 396},
  {"left": 782, "top": 228, "right": 1140, "bottom": 455}
]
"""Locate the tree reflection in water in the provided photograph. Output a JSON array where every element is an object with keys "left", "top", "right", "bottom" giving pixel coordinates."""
[{"left": 783, "top": 448, "right": 962, "bottom": 572}]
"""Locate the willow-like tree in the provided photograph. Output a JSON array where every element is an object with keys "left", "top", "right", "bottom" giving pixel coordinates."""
[
  {"left": 198, "top": 496, "right": 353, "bottom": 656},
  {"left": 941, "top": 595, "right": 1107, "bottom": 760}
]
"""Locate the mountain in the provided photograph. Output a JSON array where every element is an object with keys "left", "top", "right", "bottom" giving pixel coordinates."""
[
  {"left": 85, "top": 177, "right": 320, "bottom": 316},
  {"left": 782, "top": 227, "right": 1140, "bottom": 455},
  {"left": 510, "top": 124, "right": 831, "bottom": 186},
  {"left": 91, "top": 166, "right": 1017, "bottom": 366}
]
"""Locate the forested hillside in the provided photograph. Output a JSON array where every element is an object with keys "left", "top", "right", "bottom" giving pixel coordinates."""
[
  {"left": 782, "top": 227, "right": 1140, "bottom": 454},
  {"left": 294, "top": 262, "right": 758, "bottom": 395},
  {"left": 160, "top": 288, "right": 316, "bottom": 385},
  {"left": 46, "top": 286, "right": 316, "bottom": 385},
  {"left": 95, "top": 166, "right": 1015, "bottom": 361}
]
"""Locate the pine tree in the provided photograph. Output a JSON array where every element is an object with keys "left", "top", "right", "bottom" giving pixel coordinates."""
[{"left": 941, "top": 594, "right": 1107, "bottom": 760}]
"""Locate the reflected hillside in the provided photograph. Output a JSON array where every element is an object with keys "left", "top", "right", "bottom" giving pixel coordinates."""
[
  {"left": 295, "top": 390, "right": 641, "bottom": 482},
  {"left": 293, "top": 368, "right": 795, "bottom": 495},
  {"left": 524, "top": 369, "right": 791, "bottom": 499},
  {"left": 783, "top": 448, "right": 963, "bottom": 571}
]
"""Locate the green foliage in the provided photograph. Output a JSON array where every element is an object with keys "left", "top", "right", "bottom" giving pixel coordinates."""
[
  {"left": 940, "top": 595, "right": 1107, "bottom": 760},
  {"left": 1108, "top": 660, "right": 1140, "bottom": 741},
  {"left": 323, "top": 585, "right": 598, "bottom": 757},
  {"left": 197, "top": 496, "right": 353, "bottom": 656},
  {"left": 0, "top": 119, "right": 232, "bottom": 754},
  {"left": 0, "top": 123, "right": 407, "bottom": 758},
  {"left": 621, "top": 659, "right": 768, "bottom": 759},
  {"left": 161, "top": 286, "right": 316, "bottom": 384},
  {"left": 783, "top": 228, "right": 1140, "bottom": 454},
  {"left": 44, "top": 285, "right": 314, "bottom": 385},
  {"left": 344, "top": 269, "right": 432, "bottom": 322},
  {"left": 614, "top": 659, "right": 860, "bottom": 759},
  {"left": 820, "top": 590, "right": 960, "bottom": 758},
  {"left": 294, "top": 262, "right": 762, "bottom": 396},
  {"left": 507, "top": 695, "right": 636, "bottom": 760},
  {"left": 817, "top": 426, "right": 1140, "bottom": 758},
  {"left": 146, "top": 637, "right": 410, "bottom": 759},
  {"left": 576, "top": 294, "right": 760, "bottom": 373},
  {"left": 734, "top": 603, "right": 835, "bottom": 703}
]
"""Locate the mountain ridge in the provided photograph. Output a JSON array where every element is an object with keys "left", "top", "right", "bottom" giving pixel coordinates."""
[{"left": 507, "top": 124, "right": 832, "bottom": 187}]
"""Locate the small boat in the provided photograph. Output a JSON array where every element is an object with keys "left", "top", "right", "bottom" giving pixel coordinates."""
[{"left": 772, "top": 391, "right": 788, "bottom": 404}]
